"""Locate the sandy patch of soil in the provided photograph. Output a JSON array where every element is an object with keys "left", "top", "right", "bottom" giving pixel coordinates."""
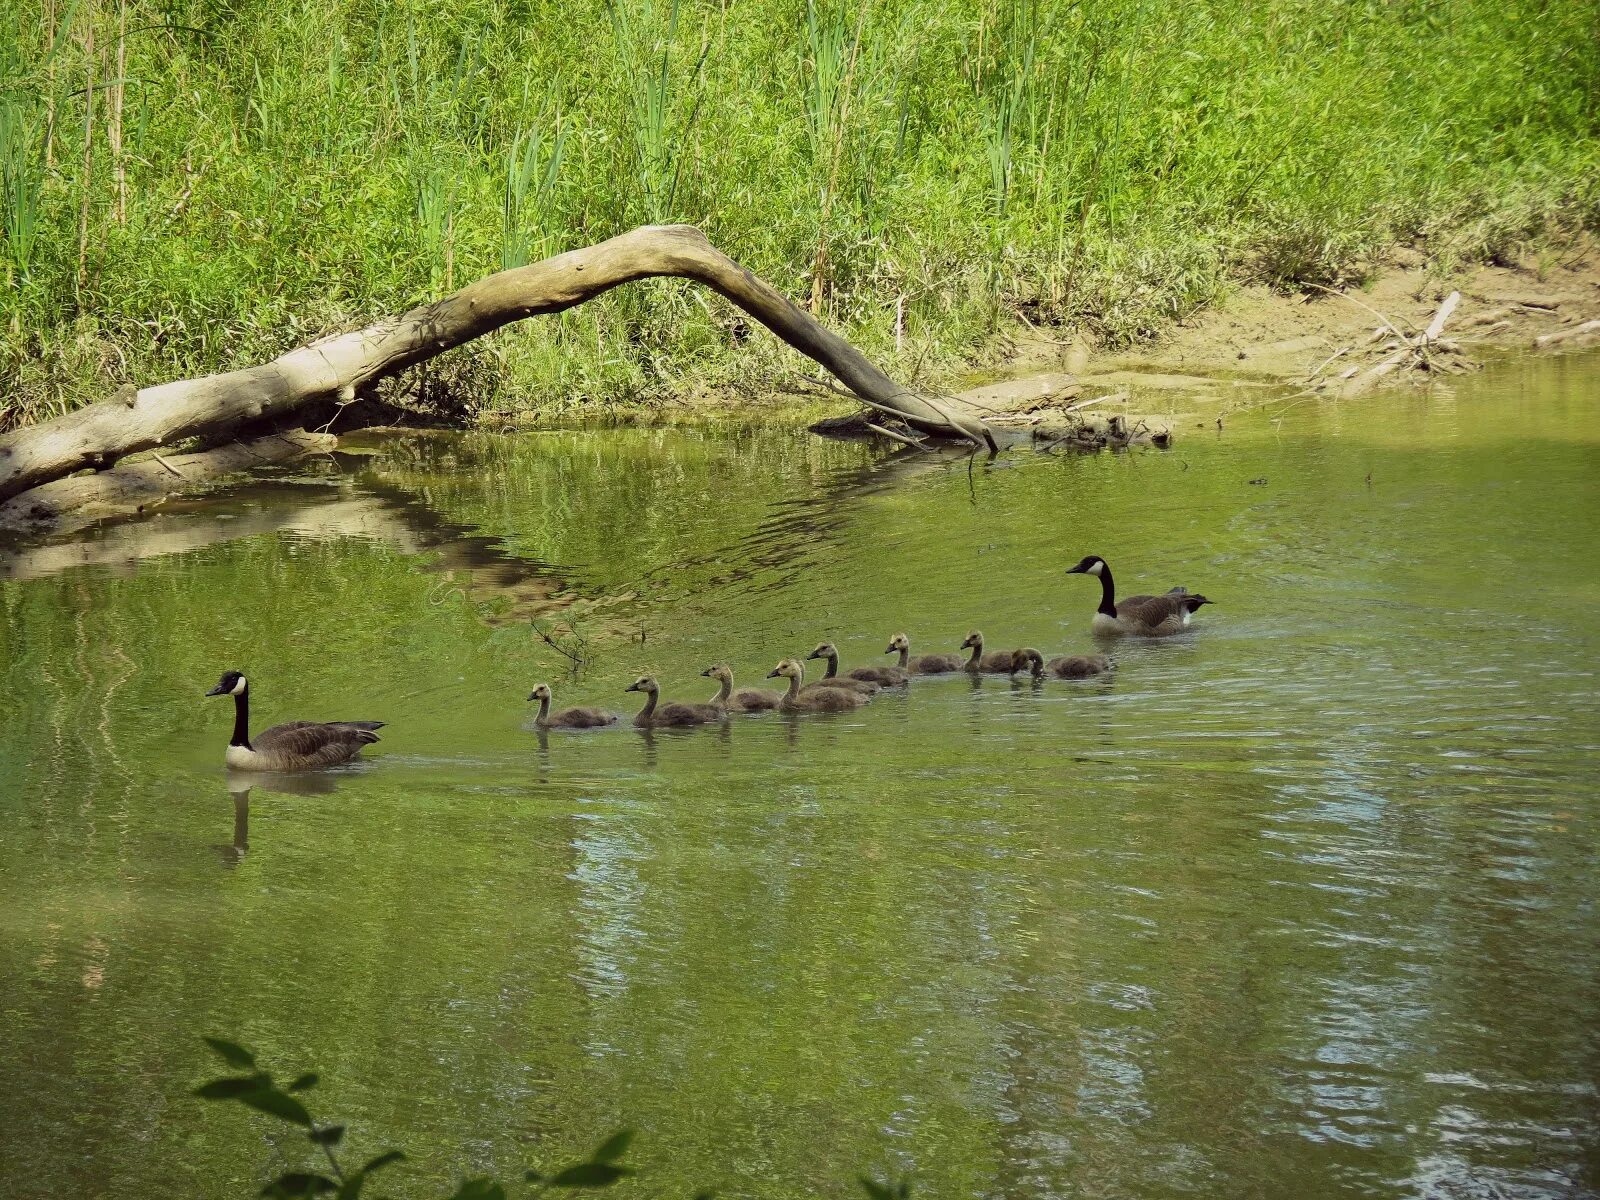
[{"left": 960, "top": 243, "right": 1600, "bottom": 443}]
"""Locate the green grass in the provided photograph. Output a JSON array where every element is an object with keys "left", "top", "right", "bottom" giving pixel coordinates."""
[{"left": 1, "top": 0, "right": 1597, "bottom": 428}]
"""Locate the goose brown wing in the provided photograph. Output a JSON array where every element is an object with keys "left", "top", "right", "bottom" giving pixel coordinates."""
[
  {"left": 255, "top": 721, "right": 383, "bottom": 756},
  {"left": 1114, "top": 592, "right": 1186, "bottom": 627}
]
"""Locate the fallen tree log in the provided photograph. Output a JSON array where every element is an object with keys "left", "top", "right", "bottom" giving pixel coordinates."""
[
  {"left": 0, "top": 431, "right": 336, "bottom": 535},
  {"left": 0, "top": 225, "right": 992, "bottom": 506}
]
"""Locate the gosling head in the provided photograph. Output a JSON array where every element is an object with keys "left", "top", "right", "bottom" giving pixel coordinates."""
[
  {"left": 885, "top": 633, "right": 909, "bottom": 654},
  {"left": 1066, "top": 554, "right": 1107, "bottom": 577},
  {"left": 766, "top": 659, "right": 803, "bottom": 681},
  {"left": 1012, "top": 648, "right": 1044, "bottom": 675},
  {"left": 624, "top": 675, "right": 658, "bottom": 694},
  {"left": 206, "top": 670, "right": 248, "bottom": 698},
  {"left": 700, "top": 664, "right": 732, "bottom": 681},
  {"left": 527, "top": 683, "right": 553, "bottom": 702},
  {"left": 960, "top": 631, "right": 984, "bottom": 649},
  {"left": 806, "top": 642, "right": 837, "bottom": 661}
]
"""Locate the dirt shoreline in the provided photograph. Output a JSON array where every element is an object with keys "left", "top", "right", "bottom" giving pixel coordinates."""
[{"left": 951, "top": 244, "right": 1600, "bottom": 435}]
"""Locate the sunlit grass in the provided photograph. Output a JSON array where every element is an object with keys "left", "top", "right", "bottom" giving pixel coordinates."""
[{"left": 0, "top": 0, "right": 1595, "bottom": 428}]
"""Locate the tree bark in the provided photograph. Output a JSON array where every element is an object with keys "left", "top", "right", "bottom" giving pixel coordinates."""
[{"left": 0, "top": 225, "right": 992, "bottom": 505}]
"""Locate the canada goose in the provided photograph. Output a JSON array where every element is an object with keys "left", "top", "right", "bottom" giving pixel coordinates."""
[
  {"left": 1013, "top": 648, "right": 1114, "bottom": 679},
  {"left": 767, "top": 659, "right": 869, "bottom": 712},
  {"left": 527, "top": 683, "right": 619, "bottom": 729},
  {"left": 206, "top": 671, "right": 383, "bottom": 771},
  {"left": 959, "top": 631, "right": 1021, "bottom": 673},
  {"left": 806, "top": 641, "right": 902, "bottom": 688},
  {"left": 1066, "top": 555, "right": 1212, "bottom": 636},
  {"left": 884, "top": 632, "right": 963, "bottom": 675},
  {"left": 624, "top": 675, "right": 725, "bottom": 728},
  {"left": 701, "top": 664, "right": 782, "bottom": 712}
]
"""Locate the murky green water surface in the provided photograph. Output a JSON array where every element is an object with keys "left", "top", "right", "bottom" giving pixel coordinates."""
[{"left": 3, "top": 354, "right": 1598, "bottom": 1199}]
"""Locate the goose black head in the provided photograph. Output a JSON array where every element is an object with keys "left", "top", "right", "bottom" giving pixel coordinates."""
[
  {"left": 1066, "top": 555, "right": 1107, "bottom": 576},
  {"left": 206, "top": 670, "right": 247, "bottom": 697},
  {"left": 527, "top": 683, "right": 553, "bottom": 702},
  {"left": 624, "top": 675, "right": 657, "bottom": 694}
]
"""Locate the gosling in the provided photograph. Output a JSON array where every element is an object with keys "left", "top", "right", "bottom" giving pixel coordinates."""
[
  {"left": 885, "top": 632, "right": 963, "bottom": 675},
  {"left": 1012, "top": 648, "right": 1114, "bottom": 679},
  {"left": 960, "top": 631, "right": 1021, "bottom": 674},
  {"left": 701, "top": 664, "right": 782, "bottom": 712},
  {"left": 624, "top": 675, "right": 725, "bottom": 728},
  {"left": 527, "top": 683, "right": 619, "bottom": 728},
  {"left": 806, "top": 641, "right": 904, "bottom": 688},
  {"left": 767, "top": 659, "right": 869, "bottom": 713}
]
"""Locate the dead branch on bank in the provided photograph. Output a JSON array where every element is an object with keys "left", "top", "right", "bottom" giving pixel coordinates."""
[
  {"left": 0, "top": 225, "right": 995, "bottom": 516},
  {"left": 1301, "top": 290, "right": 1480, "bottom": 398}
]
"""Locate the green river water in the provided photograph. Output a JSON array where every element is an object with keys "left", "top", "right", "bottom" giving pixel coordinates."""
[{"left": 2, "top": 353, "right": 1597, "bottom": 1198}]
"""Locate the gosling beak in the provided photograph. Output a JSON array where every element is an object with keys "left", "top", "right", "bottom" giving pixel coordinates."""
[
  {"left": 765, "top": 668, "right": 781, "bottom": 678},
  {"left": 526, "top": 691, "right": 538, "bottom": 702},
  {"left": 623, "top": 682, "right": 640, "bottom": 693},
  {"left": 805, "top": 649, "right": 823, "bottom": 660},
  {"left": 205, "top": 683, "right": 227, "bottom": 696},
  {"left": 883, "top": 645, "right": 894, "bottom": 654},
  {"left": 700, "top": 667, "right": 714, "bottom": 677}
]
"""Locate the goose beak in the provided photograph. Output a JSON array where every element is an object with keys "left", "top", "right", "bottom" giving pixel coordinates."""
[
  {"left": 805, "top": 649, "right": 822, "bottom": 660},
  {"left": 623, "top": 682, "right": 639, "bottom": 693},
  {"left": 883, "top": 645, "right": 894, "bottom": 654},
  {"left": 526, "top": 691, "right": 538, "bottom": 702},
  {"left": 1065, "top": 563, "right": 1087, "bottom": 574},
  {"left": 765, "top": 668, "right": 781, "bottom": 678},
  {"left": 699, "top": 667, "right": 713, "bottom": 677},
  {"left": 205, "top": 682, "right": 228, "bottom": 696}
]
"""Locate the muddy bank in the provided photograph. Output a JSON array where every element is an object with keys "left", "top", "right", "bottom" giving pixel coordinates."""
[{"left": 948, "top": 242, "right": 1600, "bottom": 438}]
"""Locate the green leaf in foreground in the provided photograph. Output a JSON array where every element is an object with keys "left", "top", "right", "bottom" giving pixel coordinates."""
[
  {"left": 203, "top": 1038, "right": 258, "bottom": 1069},
  {"left": 308, "top": 1124, "right": 345, "bottom": 1146},
  {"left": 550, "top": 1163, "right": 634, "bottom": 1188},
  {"left": 591, "top": 1131, "right": 634, "bottom": 1164},
  {"left": 194, "top": 1076, "right": 268, "bottom": 1100},
  {"left": 261, "top": 1171, "right": 337, "bottom": 1197},
  {"left": 237, "top": 1086, "right": 314, "bottom": 1127},
  {"left": 334, "top": 1153, "right": 406, "bottom": 1200}
]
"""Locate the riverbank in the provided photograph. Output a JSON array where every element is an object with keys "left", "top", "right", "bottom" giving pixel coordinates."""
[
  {"left": 3, "top": 0, "right": 1597, "bottom": 431},
  {"left": 481, "top": 239, "right": 1600, "bottom": 437}
]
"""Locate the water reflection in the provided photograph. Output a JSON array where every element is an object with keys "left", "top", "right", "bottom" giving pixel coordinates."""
[{"left": 216, "top": 772, "right": 338, "bottom": 867}]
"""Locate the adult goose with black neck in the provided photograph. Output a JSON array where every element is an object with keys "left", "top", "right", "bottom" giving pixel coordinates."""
[
  {"left": 1065, "top": 555, "right": 1211, "bottom": 636},
  {"left": 206, "top": 671, "right": 384, "bottom": 771}
]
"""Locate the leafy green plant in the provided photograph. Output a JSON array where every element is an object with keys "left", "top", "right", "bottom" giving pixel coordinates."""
[
  {"left": 194, "top": 1038, "right": 638, "bottom": 1198},
  {"left": 195, "top": 1037, "right": 915, "bottom": 1198},
  {"left": 502, "top": 117, "right": 567, "bottom": 271}
]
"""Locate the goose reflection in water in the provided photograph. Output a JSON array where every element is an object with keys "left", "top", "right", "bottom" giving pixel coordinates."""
[{"left": 217, "top": 771, "right": 339, "bottom": 867}]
